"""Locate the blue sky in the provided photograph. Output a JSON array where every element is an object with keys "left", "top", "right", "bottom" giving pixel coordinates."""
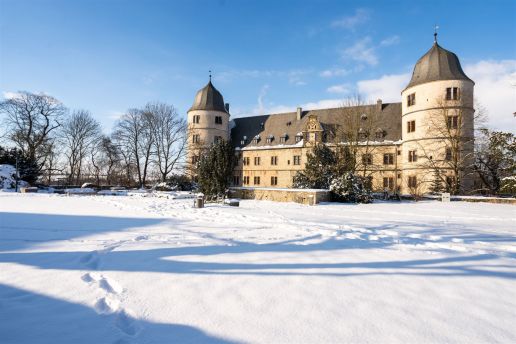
[{"left": 1, "top": 0, "right": 515, "bottom": 132}]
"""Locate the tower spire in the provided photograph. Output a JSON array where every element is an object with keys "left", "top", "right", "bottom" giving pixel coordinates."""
[
  {"left": 434, "top": 25, "right": 439, "bottom": 43},
  {"left": 209, "top": 70, "right": 212, "bottom": 82}
]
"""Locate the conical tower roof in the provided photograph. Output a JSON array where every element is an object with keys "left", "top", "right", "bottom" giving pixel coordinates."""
[
  {"left": 188, "top": 80, "right": 228, "bottom": 113},
  {"left": 404, "top": 41, "right": 473, "bottom": 90}
]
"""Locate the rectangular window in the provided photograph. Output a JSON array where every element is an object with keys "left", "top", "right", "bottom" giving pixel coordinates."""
[
  {"left": 191, "top": 155, "right": 199, "bottom": 164},
  {"left": 280, "top": 136, "right": 286, "bottom": 143},
  {"left": 215, "top": 116, "right": 222, "bottom": 124},
  {"left": 383, "top": 177, "right": 394, "bottom": 190},
  {"left": 243, "top": 157, "right": 250, "bottom": 166},
  {"left": 445, "top": 147, "right": 452, "bottom": 161},
  {"left": 407, "top": 93, "right": 416, "bottom": 107},
  {"left": 193, "top": 115, "right": 200, "bottom": 124},
  {"left": 271, "top": 176, "right": 278, "bottom": 186},
  {"left": 446, "top": 87, "right": 459, "bottom": 100},
  {"left": 295, "top": 135, "right": 302, "bottom": 143},
  {"left": 266, "top": 137, "right": 273, "bottom": 144},
  {"left": 233, "top": 176, "right": 240, "bottom": 185},
  {"left": 408, "top": 150, "right": 417, "bottom": 162},
  {"left": 293, "top": 155, "right": 301, "bottom": 165},
  {"left": 362, "top": 154, "right": 372, "bottom": 165},
  {"left": 408, "top": 176, "right": 417, "bottom": 188},
  {"left": 447, "top": 115, "right": 459, "bottom": 129},
  {"left": 254, "top": 176, "right": 260, "bottom": 185},
  {"left": 243, "top": 176, "right": 250, "bottom": 185},
  {"left": 383, "top": 153, "right": 394, "bottom": 165},
  {"left": 407, "top": 120, "right": 416, "bottom": 133},
  {"left": 214, "top": 136, "right": 222, "bottom": 144},
  {"left": 192, "top": 134, "right": 200, "bottom": 144},
  {"left": 271, "top": 156, "right": 278, "bottom": 165},
  {"left": 254, "top": 157, "right": 260, "bottom": 165}
]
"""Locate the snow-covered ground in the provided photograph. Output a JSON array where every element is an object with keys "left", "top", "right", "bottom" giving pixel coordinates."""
[{"left": 0, "top": 193, "right": 515, "bottom": 343}]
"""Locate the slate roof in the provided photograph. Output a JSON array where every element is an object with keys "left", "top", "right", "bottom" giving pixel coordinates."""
[
  {"left": 230, "top": 102, "right": 402, "bottom": 149},
  {"left": 404, "top": 42, "right": 473, "bottom": 90},
  {"left": 189, "top": 81, "right": 228, "bottom": 113}
]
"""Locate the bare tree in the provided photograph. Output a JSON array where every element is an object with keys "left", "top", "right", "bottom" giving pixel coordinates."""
[
  {"left": 417, "top": 96, "right": 484, "bottom": 194},
  {"left": 330, "top": 96, "right": 382, "bottom": 179},
  {"left": 112, "top": 108, "right": 154, "bottom": 188},
  {"left": 61, "top": 110, "right": 101, "bottom": 184},
  {"left": 144, "top": 102, "right": 187, "bottom": 182},
  {"left": 0, "top": 91, "right": 66, "bottom": 172},
  {"left": 90, "top": 135, "right": 121, "bottom": 186}
]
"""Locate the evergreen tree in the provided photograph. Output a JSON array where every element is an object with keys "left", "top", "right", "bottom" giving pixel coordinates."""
[
  {"left": 330, "top": 172, "right": 372, "bottom": 203},
  {"left": 197, "top": 140, "right": 236, "bottom": 199},
  {"left": 292, "top": 144, "right": 337, "bottom": 189},
  {"left": 0, "top": 146, "right": 39, "bottom": 185},
  {"left": 429, "top": 169, "right": 444, "bottom": 194}
]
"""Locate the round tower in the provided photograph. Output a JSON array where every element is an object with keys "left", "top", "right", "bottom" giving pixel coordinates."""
[
  {"left": 400, "top": 36, "right": 475, "bottom": 194},
  {"left": 187, "top": 78, "right": 230, "bottom": 173}
]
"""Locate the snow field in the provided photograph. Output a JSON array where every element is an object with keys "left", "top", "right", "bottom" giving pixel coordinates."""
[{"left": 0, "top": 193, "right": 515, "bottom": 343}]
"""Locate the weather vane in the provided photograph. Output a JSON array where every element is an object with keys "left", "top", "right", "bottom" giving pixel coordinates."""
[
  {"left": 434, "top": 25, "right": 439, "bottom": 43},
  {"left": 209, "top": 70, "right": 212, "bottom": 82}
]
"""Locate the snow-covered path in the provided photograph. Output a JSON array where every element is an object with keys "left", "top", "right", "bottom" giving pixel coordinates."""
[{"left": 0, "top": 193, "right": 515, "bottom": 343}]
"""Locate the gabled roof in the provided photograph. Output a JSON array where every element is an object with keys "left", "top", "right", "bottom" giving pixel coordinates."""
[
  {"left": 404, "top": 42, "right": 473, "bottom": 90},
  {"left": 188, "top": 80, "right": 228, "bottom": 113},
  {"left": 230, "top": 103, "right": 402, "bottom": 148}
]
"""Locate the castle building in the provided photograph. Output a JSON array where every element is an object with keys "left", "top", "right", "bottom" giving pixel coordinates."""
[{"left": 187, "top": 37, "right": 475, "bottom": 195}]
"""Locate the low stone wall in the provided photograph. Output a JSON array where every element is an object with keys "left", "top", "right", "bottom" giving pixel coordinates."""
[{"left": 229, "top": 187, "right": 330, "bottom": 205}]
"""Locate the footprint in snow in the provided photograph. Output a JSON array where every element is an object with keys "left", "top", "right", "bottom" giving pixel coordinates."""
[
  {"left": 114, "top": 310, "right": 140, "bottom": 336},
  {"left": 80, "top": 251, "right": 100, "bottom": 269},
  {"left": 94, "top": 295, "right": 121, "bottom": 314}
]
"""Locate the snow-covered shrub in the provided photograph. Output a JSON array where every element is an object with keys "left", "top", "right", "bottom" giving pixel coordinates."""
[
  {"left": 500, "top": 176, "right": 516, "bottom": 196},
  {"left": 154, "top": 181, "right": 176, "bottom": 191},
  {"left": 330, "top": 172, "right": 372, "bottom": 203},
  {"left": 0, "top": 164, "right": 16, "bottom": 189}
]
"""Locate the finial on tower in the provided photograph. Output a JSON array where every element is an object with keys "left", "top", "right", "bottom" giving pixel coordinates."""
[
  {"left": 209, "top": 70, "right": 212, "bottom": 82},
  {"left": 434, "top": 25, "right": 439, "bottom": 43}
]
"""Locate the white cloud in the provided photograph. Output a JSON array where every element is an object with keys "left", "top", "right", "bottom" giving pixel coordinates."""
[
  {"left": 257, "top": 84, "right": 270, "bottom": 116},
  {"left": 319, "top": 68, "right": 350, "bottom": 78},
  {"left": 357, "top": 73, "right": 410, "bottom": 102},
  {"left": 380, "top": 35, "right": 400, "bottom": 47},
  {"left": 331, "top": 9, "right": 370, "bottom": 30},
  {"left": 2, "top": 91, "right": 22, "bottom": 99},
  {"left": 327, "top": 84, "right": 351, "bottom": 94},
  {"left": 464, "top": 60, "right": 516, "bottom": 131},
  {"left": 341, "top": 37, "right": 378, "bottom": 66}
]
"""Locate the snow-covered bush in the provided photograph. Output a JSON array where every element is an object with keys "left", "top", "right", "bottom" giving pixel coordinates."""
[
  {"left": 500, "top": 176, "right": 516, "bottom": 196},
  {"left": 330, "top": 172, "right": 372, "bottom": 203},
  {"left": 0, "top": 164, "right": 16, "bottom": 189}
]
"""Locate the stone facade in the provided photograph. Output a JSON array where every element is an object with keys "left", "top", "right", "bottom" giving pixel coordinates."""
[{"left": 187, "top": 39, "right": 475, "bottom": 195}]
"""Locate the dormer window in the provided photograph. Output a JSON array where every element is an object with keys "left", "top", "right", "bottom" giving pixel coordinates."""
[
  {"left": 280, "top": 134, "right": 288, "bottom": 143},
  {"left": 260, "top": 122, "right": 264, "bottom": 129},
  {"left": 252, "top": 135, "right": 260, "bottom": 144},
  {"left": 240, "top": 136, "right": 247, "bottom": 146},
  {"left": 446, "top": 87, "right": 459, "bottom": 100},
  {"left": 295, "top": 134, "right": 302, "bottom": 143},
  {"left": 266, "top": 135, "right": 274, "bottom": 144},
  {"left": 361, "top": 114, "right": 368, "bottom": 121},
  {"left": 375, "top": 128, "right": 384, "bottom": 139}
]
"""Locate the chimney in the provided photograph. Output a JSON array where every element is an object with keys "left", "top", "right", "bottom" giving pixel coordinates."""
[
  {"left": 296, "top": 107, "right": 302, "bottom": 120},
  {"left": 225, "top": 103, "right": 230, "bottom": 112},
  {"left": 376, "top": 99, "right": 382, "bottom": 112}
]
